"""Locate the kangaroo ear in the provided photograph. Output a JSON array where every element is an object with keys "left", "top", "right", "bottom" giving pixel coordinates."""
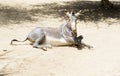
[
  {"left": 75, "top": 10, "right": 82, "bottom": 17},
  {"left": 66, "top": 12, "right": 70, "bottom": 17},
  {"left": 64, "top": 9, "right": 71, "bottom": 17}
]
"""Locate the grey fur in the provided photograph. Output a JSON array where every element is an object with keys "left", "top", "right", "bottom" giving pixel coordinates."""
[{"left": 11, "top": 12, "right": 78, "bottom": 51}]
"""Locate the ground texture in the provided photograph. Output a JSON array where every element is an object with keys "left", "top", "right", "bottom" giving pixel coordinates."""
[{"left": 0, "top": 0, "right": 120, "bottom": 76}]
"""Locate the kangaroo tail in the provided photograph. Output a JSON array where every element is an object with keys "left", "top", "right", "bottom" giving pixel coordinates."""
[{"left": 10, "top": 37, "right": 28, "bottom": 45}]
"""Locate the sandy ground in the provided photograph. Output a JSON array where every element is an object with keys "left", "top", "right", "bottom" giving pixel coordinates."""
[{"left": 0, "top": 0, "right": 120, "bottom": 76}]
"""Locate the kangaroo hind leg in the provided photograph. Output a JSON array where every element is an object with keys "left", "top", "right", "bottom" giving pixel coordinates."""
[{"left": 32, "top": 36, "right": 52, "bottom": 51}]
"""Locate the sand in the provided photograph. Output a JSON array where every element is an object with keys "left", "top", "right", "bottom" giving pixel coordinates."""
[{"left": 0, "top": 0, "right": 120, "bottom": 76}]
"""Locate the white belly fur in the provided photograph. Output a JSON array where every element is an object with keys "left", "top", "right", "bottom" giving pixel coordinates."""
[{"left": 45, "top": 36, "right": 71, "bottom": 46}]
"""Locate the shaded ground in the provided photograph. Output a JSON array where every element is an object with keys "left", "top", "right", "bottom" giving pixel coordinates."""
[{"left": 0, "top": 1, "right": 119, "bottom": 25}]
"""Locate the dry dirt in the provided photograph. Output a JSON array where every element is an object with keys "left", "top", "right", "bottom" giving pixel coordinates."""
[{"left": 0, "top": 0, "right": 120, "bottom": 76}]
